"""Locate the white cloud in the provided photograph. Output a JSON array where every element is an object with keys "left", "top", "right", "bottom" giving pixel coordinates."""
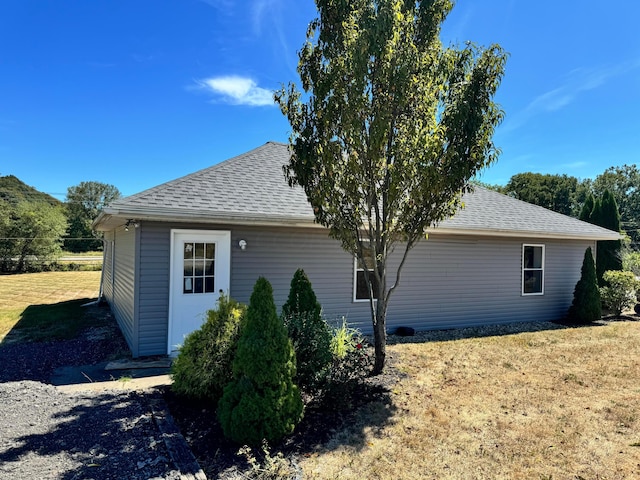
[
  {"left": 195, "top": 75, "right": 275, "bottom": 106},
  {"left": 502, "top": 59, "right": 640, "bottom": 133}
]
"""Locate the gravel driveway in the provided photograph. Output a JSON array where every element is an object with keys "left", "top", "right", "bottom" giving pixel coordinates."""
[{"left": 0, "top": 304, "right": 200, "bottom": 480}]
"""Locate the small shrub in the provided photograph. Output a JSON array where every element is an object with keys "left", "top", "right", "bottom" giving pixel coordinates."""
[
  {"left": 600, "top": 270, "right": 639, "bottom": 316},
  {"left": 568, "top": 247, "right": 601, "bottom": 323},
  {"left": 282, "top": 269, "right": 332, "bottom": 394},
  {"left": 281, "top": 268, "right": 321, "bottom": 319},
  {"left": 218, "top": 277, "right": 303, "bottom": 445},
  {"left": 234, "top": 441, "right": 299, "bottom": 480},
  {"left": 171, "top": 294, "right": 246, "bottom": 405},
  {"left": 322, "top": 319, "right": 374, "bottom": 408},
  {"left": 284, "top": 311, "right": 333, "bottom": 394}
]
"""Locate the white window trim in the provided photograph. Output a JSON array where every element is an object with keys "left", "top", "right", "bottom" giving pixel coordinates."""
[
  {"left": 522, "top": 243, "right": 545, "bottom": 296},
  {"left": 353, "top": 256, "right": 379, "bottom": 303}
]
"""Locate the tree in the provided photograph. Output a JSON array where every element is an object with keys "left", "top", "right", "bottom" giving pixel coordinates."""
[
  {"left": 65, "top": 181, "right": 120, "bottom": 252},
  {"left": 567, "top": 247, "right": 601, "bottom": 323},
  {"left": 503, "top": 172, "right": 584, "bottom": 217},
  {"left": 583, "top": 190, "right": 623, "bottom": 285},
  {"left": 275, "top": 0, "right": 507, "bottom": 373},
  {"left": 593, "top": 165, "right": 640, "bottom": 245},
  {"left": 0, "top": 201, "right": 68, "bottom": 272},
  {"left": 595, "top": 190, "right": 623, "bottom": 284},
  {"left": 217, "top": 277, "right": 303, "bottom": 445},
  {"left": 579, "top": 193, "right": 595, "bottom": 222}
]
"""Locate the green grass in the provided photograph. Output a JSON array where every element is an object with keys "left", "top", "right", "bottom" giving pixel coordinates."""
[
  {"left": 61, "top": 251, "right": 104, "bottom": 258},
  {"left": 0, "top": 271, "right": 102, "bottom": 343},
  {"left": 12, "top": 298, "right": 95, "bottom": 342}
]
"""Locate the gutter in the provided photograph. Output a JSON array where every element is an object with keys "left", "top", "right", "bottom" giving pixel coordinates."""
[{"left": 94, "top": 207, "right": 622, "bottom": 242}]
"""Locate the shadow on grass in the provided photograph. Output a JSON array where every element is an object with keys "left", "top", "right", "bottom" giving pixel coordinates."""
[
  {"left": 3, "top": 298, "right": 97, "bottom": 344},
  {"left": 163, "top": 374, "right": 399, "bottom": 478},
  {"left": 0, "top": 302, "right": 131, "bottom": 383},
  {"left": 0, "top": 387, "right": 180, "bottom": 480}
]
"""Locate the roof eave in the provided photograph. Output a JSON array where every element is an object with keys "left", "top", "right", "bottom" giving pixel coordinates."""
[
  {"left": 95, "top": 208, "right": 621, "bottom": 241},
  {"left": 428, "top": 226, "right": 622, "bottom": 241},
  {"left": 93, "top": 206, "right": 320, "bottom": 231}
]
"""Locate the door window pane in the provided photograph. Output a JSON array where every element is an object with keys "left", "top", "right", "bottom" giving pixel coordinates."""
[
  {"left": 183, "top": 277, "right": 193, "bottom": 294},
  {"left": 183, "top": 241, "right": 216, "bottom": 295}
]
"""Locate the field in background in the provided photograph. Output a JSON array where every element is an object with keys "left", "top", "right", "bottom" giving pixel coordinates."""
[
  {"left": 300, "top": 321, "right": 640, "bottom": 479},
  {"left": 0, "top": 271, "right": 102, "bottom": 342}
]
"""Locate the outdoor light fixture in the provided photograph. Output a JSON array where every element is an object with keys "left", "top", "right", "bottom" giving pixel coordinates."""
[
  {"left": 124, "top": 219, "right": 139, "bottom": 231},
  {"left": 238, "top": 239, "right": 247, "bottom": 250}
]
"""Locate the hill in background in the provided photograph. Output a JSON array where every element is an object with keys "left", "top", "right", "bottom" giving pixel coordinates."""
[{"left": 0, "top": 175, "right": 61, "bottom": 206}]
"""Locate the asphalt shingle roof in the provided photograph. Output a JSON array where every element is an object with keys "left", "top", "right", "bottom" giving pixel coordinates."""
[{"left": 97, "top": 141, "right": 620, "bottom": 240}]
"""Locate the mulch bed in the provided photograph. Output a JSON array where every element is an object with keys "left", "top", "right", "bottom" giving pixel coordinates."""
[{"left": 161, "top": 354, "right": 403, "bottom": 479}]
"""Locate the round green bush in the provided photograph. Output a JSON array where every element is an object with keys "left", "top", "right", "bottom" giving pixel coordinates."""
[{"left": 171, "top": 295, "right": 246, "bottom": 405}]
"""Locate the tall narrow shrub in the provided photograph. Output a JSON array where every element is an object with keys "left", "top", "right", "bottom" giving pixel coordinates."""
[
  {"left": 568, "top": 247, "right": 601, "bottom": 323},
  {"left": 579, "top": 193, "right": 595, "bottom": 222},
  {"left": 595, "top": 190, "right": 623, "bottom": 285},
  {"left": 281, "top": 268, "right": 322, "bottom": 319},
  {"left": 282, "top": 269, "right": 332, "bottom": 393},
  {"left": 217, "top": 277, "right": 303, "bottom": 445}
]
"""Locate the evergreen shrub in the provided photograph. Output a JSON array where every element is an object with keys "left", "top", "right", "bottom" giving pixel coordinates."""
[
  {"left": 218, "top": 277, "right": 303, "bottom": 445},
  {"left": 282, "top": 269, "right": 332, "bottom": 393},
  {"left": 568, "top": 247, "right": 601, "bottom": 323},
  {"left": 171, "top": 294, "right": 246, "bottom": 405}
]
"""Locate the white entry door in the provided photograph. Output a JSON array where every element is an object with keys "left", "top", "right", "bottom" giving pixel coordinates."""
[{"left": 168, "top": 229, "right": 231, "bottom": 354}]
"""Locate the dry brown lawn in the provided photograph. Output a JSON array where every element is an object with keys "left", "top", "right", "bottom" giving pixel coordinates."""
[
  {"left": 300, "top": 322, "right": 640, "bottom": 479},
  {"left": 0, "top": 271, "right": 101, "bottom": 341}
]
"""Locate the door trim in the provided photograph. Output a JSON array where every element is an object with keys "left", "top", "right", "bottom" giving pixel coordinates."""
[{"left": 168, "top": 229, "right": 231, "bottom": 354}]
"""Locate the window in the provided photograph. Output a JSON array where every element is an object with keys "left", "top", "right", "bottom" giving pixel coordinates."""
[
  {"left": 522, "top": 244, "right": 544, "bottom": 295},
  {"left": 353, "top": 243, "right": 379, "bottom": 302},
  {"left": 183, "top": 242, "right": 216, "bottom": 294}
]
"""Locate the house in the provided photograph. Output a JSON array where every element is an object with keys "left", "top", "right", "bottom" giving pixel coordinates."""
[{"left": 93, "top": 141, "right": 621, "bottom": 357}]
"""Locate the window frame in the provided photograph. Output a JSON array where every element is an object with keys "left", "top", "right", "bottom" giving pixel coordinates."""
[
  {"left": 522, "top": 244, "right": 545, "bottom": 296},
  {"left": 353, "top": 243, "right": 379, "bottom": 303}
]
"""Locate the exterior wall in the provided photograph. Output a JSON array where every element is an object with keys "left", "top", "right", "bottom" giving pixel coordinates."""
[
  {"left": 137, "top": 223, "right": 171, "bottom": 356},
  {"left": 102, "top": 231, "right": 114, "bottom": 302},
  {"left": 132, "top": 221, "right": 594, "bottom": 355},
  {"left": 385, "top": 235, "right": 594, "bottom": 331},
  {"left": 105, "top": 226, "right": 138, "bottom": 356}
]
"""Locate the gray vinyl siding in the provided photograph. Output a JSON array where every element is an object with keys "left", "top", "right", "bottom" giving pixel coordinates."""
[
  {"left": 102, "top": 232, "right": 114, "bottom": 302},
  {"left": 137, "top": 223, "right": 171, "bottom": 356},
  {"left": 108, "top": 226, "right": 138, "bottom": 356},
  {"left": 132, "top": 222, "right": 593, "bottom": 356},
  {"left": 383, "top": 235, "right": 594, "bottom": 332}
]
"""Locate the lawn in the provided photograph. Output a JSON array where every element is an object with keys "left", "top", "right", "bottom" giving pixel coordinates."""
[
  {"left": 0, "top": 271, "right": 102, "bottom": 342},
  {"left": 2, "top": 271, "right": 639, "bottom": 478},
  {"left": 299, "top": 321, "right": 640, "bottom": 479}
]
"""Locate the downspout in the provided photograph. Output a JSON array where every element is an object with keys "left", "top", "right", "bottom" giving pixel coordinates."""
[{"left": 82, "top": 237, "right": 107, "bottom": 307}]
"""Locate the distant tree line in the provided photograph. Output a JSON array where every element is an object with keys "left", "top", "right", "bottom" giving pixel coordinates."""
[
  {"left": 481, "top": 165, "right": 639, "bottom": 247},
  {"left": 0, "top": 176, "right": 120, "bottom": 273}
]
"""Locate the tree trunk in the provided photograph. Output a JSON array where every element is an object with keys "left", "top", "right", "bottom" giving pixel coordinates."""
[{"left": 372, "top": 297, "right": 387, "bottom": 375}]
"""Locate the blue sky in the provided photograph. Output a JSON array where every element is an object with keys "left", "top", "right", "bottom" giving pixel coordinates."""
[{"left": 1, "top": 0, "right": 639, "bottom": 200}]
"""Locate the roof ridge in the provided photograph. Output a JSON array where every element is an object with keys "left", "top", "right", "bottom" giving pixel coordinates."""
[{"left": 110, "top": 141, "right": 284, "bottom": 207}]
